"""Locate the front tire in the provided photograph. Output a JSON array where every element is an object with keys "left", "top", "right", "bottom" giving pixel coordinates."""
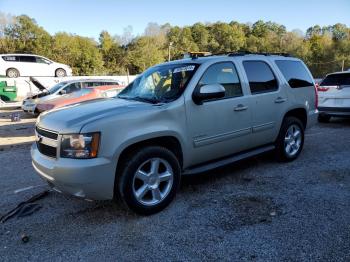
[
  {"left": 6, "top": 68, "right": 20, "bottom": 78},
  {"left": 275, "top": 117, "right": 304, "bottom": 162},
  {"left": 117, "top": 146, "right": 181, "bottom": 215},
  {"left": 55, "top": 68, "right": 66, "bottom": 77}
]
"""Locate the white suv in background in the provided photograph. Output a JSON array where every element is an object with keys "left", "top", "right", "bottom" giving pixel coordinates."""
[
  {"left": 0, "top": 54, "right": 72, "bottom": 78},
  {"left": 317, "top": 71, "right": 350, "bottom": 122}
]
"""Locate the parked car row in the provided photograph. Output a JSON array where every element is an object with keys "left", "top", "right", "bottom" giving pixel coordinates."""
[{"left": 22, "top": 79, "right": 124, "bottom": 115}]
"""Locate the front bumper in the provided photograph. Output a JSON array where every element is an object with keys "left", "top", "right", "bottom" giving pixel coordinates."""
[
  {"left": 31, "top": 143, "right": 116, "bottom": 200},
  {"left": 318, "top": 106, "right": 350, "bottom": 117},
  {"left": 22, "top": 103, "right": 37, "bottom": 115}
]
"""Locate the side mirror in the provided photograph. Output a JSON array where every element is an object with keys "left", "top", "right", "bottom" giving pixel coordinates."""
[
  {"left": 59, "top": 90, "right": 67, "bottom": 95},
  {"left": 192, "top": 84, "right": 225, "bottom": 105}
]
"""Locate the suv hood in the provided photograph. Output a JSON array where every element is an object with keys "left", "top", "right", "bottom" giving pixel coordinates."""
[{"left": 37, "top": 98, "right": 149, "bottom": 133}]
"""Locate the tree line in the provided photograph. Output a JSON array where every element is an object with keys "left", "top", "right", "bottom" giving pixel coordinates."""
[{"left": 0, "top": 14, "right": 349, "bottom": 78}]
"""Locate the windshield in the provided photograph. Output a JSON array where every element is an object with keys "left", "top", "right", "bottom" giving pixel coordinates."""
[
  {"left": 48, "top": 82, "right": 69, "bottom": 94},
  {"left": 118, "top": 63, "right": 199, "bottom": 103},
  {"left": 320, "top": 73, "right": 350, "bottom": 86}
]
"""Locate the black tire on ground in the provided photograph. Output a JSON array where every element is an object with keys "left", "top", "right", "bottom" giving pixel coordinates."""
[
  {"left": 116, "top": 146, "right": 181, "bottom": 215},
  {"left": 275, "top": 116, "right": 305, "bottom": 162},
  {"left": 318, "top": 114, "right": 331, "bottom": 123},
  {"left": 55, "top": 68, "right": 66, "bottom": 77},
  {"left": 6, "top": 68, "right": 20, "bottom": 78}
]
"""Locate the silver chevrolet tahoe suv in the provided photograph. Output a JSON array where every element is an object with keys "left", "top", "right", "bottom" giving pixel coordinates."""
[{"left": 31, "top": 53, "right": 318, "bottom": 215}]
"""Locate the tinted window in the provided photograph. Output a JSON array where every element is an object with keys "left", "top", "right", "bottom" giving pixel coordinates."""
[
  {"left": 275, "top": 60, "right": 314, "bottom": 88},
  {"left": 320, "top": 73, "right": 350, "bottom": 86},
  {"left": 2, "top": 56, "right": 18, "bottom": 62},
  {"left": 19, "top": 56, "right": 36, "bottom": 63},
  {"left": 36, "top": 57, "right": 50, "bottom": 64},
  {"left": 243, "top": 61, "right": 278, "bottom": 94},
  {"left": 63, "top": 82, "right": 81, "bottom": 94},
  {"left": 81, "top": 82, "right": 104, "bottom": 88},
  {"left": 198, "top": 62, "right": 243, "bottom": 99}
]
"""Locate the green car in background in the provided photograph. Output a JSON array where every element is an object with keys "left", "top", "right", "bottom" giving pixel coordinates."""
[{"left": 0, "top": 81, "right": 17, "bottom": 101}]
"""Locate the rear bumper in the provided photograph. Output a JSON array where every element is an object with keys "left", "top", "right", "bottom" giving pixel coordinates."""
[
  {"left": 307, "top": 109, "right": 318, "bottom": 129},
  {"left": 318, "top": 106, "right": 350, "bottom": 117}
]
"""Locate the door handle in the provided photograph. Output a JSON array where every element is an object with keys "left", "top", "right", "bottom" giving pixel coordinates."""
[
  {"left": 234, "top": 104, "right": 248, "bottom": 111},
  {"left": 275, "top": 97, "right": 287, "bottom": 103}
]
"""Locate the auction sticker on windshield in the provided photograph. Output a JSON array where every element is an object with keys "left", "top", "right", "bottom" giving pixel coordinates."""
[{"left": 173, "top": 65, "right": 196, "bottom": 73}]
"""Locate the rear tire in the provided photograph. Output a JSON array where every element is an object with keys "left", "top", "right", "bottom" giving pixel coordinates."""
[
  {"left": 318, "top": 114, "right": 331, "bottom": 123},
  {"left": 116, "top": 146, "right": 181, "bottom": 215},
  {"left": 275, "top": 117, "right": 304, "bottom": 162},
  {"left": 6, "top": 68, "right": 20, "bottom": 78},
  {"left": 55, "top": 68, "right": 66, "bottom": 77}
]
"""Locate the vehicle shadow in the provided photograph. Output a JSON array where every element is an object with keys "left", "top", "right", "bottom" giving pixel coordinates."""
[
  {"left": 318, "top": 117, "right": 350, "bottom": 128},
  {"left": 180, "top": 151, "right": 276, "bottom": 189}
]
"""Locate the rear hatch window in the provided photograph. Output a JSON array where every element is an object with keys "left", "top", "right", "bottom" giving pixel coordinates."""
[{"left": 320, "top": 73, "right": 350, "bottom": 86}]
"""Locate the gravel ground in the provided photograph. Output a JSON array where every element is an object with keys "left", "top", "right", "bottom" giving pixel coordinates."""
[{"left": 0, "top": 109, "right": 350, "bottom": 261}]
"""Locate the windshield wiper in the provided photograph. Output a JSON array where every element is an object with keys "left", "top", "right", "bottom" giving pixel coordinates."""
[{"left": 118, "top": 95, "right": 160, "bottom": 104}]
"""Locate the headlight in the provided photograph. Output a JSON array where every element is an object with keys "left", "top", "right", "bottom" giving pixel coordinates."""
[{"left": 60, "top": 133, "right": 100, "bottom": 159}]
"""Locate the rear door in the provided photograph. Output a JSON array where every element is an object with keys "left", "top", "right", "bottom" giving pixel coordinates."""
[
  {"left": 318, "top": 73, "right": 350, "bottom": 109},
  {"left": 186, "top": 61, "right": 254, "bottom": 165},
  {"left": 242, "top": 60, "right": 289, "bottom": 145},
  {"left": 18, "top": 56, "right": 37, "bottom": 76}
]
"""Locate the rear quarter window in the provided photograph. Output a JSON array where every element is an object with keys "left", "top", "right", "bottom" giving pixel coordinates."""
[
  {"left": 2, "top": 56, "right": 18, "bottom": 62},
  {"left": 275, "top": 60, "right": 314, "bottom": 88}
]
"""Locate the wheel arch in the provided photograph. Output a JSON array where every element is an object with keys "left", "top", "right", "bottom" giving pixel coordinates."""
[
  {"left": 113, "top": 135, "right": 184, "bottom": 198},
  {"left": 55, "top": 67, "right": 66, "bottom": 76},
  {"left": 282, "top": 107, "right": 307, "bottom": 129},
  {"left": 6, "top": 67, "right": 20, "bottom": 77}
]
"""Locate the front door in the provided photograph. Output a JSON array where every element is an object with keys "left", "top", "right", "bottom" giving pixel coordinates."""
[{"left": 186, "top": 61, "right": 253, "bottom": 165}]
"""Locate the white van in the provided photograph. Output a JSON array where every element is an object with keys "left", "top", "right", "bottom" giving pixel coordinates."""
[{"left": 0, "top": 54, "right": 72, "bottom": 78}]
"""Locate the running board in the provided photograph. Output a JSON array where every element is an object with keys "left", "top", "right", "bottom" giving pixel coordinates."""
[{"left": 183, "top": 144, "right": 275, "bottom": 175}]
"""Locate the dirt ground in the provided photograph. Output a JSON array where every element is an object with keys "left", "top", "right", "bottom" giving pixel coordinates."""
[{"left": 1, "top": 108, "right": 350, "bottom": 261}]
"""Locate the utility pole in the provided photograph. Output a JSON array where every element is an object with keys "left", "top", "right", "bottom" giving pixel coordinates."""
[
  {"left": 341, "top": 60, "right": 345, "bottom": 71},
  {"left": 168, "top": 42, "right": 173, "bottom": 62}
]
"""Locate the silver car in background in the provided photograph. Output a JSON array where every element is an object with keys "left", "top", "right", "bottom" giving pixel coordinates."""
[{"left": 22, "top": 79, "right": 122, "bottom": 115}]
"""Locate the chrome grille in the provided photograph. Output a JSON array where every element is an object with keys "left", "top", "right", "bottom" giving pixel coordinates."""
[{"left": 35, "top": 126, "right": 58, "bottom": 158}]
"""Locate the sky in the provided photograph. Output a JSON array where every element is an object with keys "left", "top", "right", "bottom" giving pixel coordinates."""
[{"left": 0, "top": 0, "right": 349, "bottom": 39}]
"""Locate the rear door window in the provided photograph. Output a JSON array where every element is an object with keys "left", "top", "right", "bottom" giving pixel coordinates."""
[
  {"left": 19, "top": 56, "right": 36, "bottom": 63},
  {"left": 243, "top": 61, "right": 278, "bottom": 94},
  {"left": 197, "top": 62, "right": 243, "bottom": 99},
  {"left": 320, "top": 73, "right": 350, "bottom": 86},
  {"left": 275, "top": 60, "right": 314, "bottom": 88}
]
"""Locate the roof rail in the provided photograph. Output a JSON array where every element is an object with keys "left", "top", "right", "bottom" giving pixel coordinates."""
[
  {"left": 185, "top": 51, "right": 293, "bottom": 60},
  {"left": 227, "top": 51, "right": 292, "bottom": 57}
]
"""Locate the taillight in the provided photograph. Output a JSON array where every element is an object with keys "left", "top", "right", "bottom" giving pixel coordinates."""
[
  {"left": 314, "top": 84, "right": 318, "bottom": 108},
  {"left": 317, "top": 86, "right": 329, "bottom": 92}
]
